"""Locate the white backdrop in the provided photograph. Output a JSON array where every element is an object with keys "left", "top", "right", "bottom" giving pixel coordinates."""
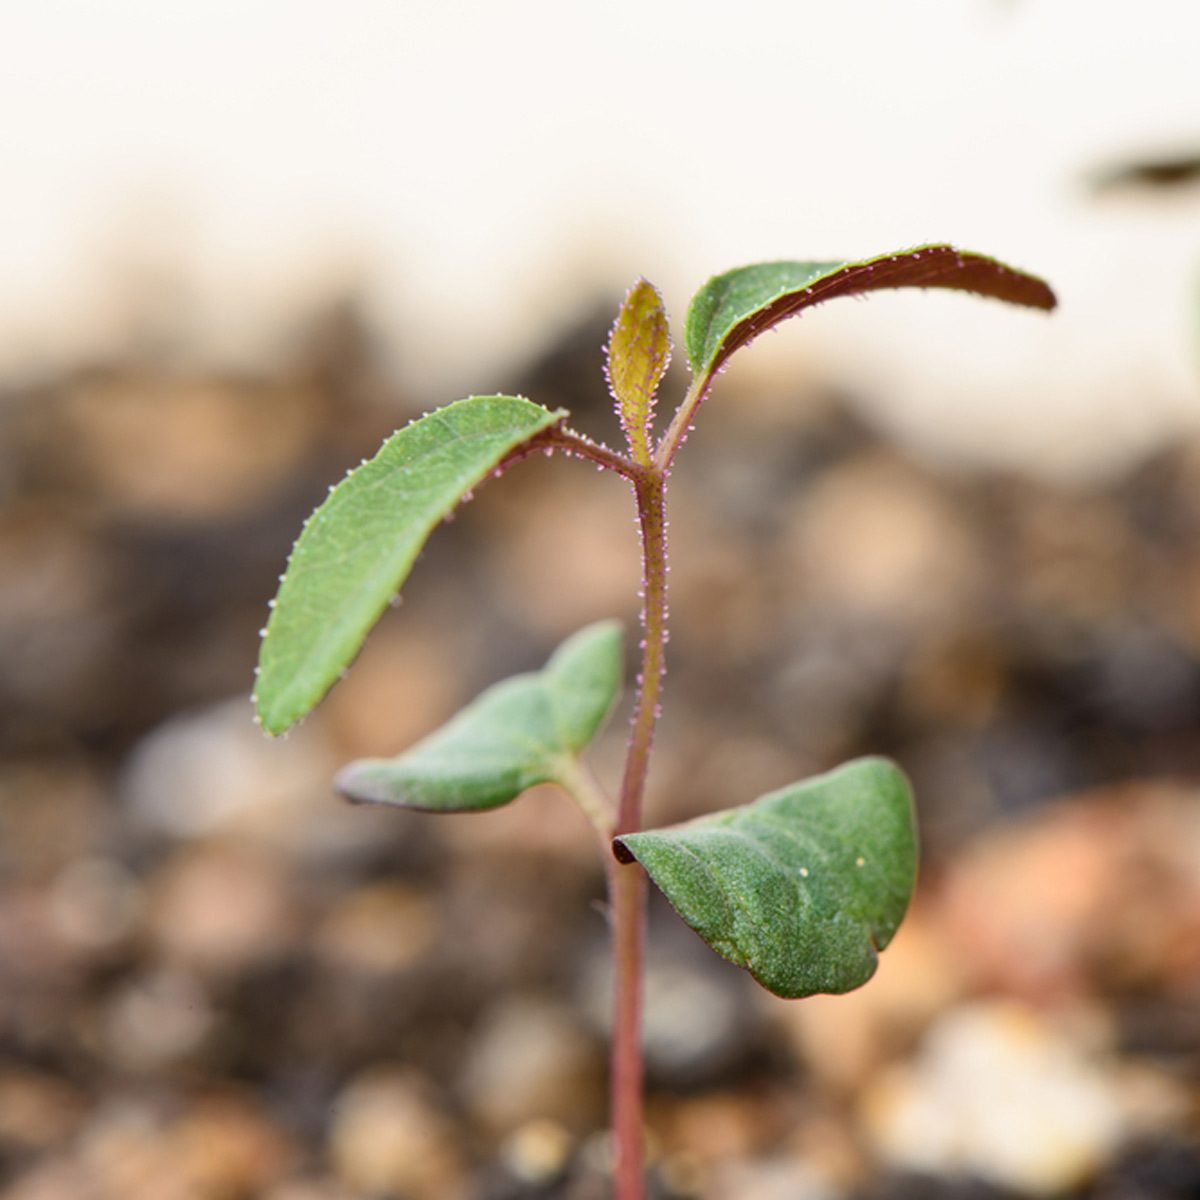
[{"left": 3, "top": 0, "right": 1198, "bottom": 478}]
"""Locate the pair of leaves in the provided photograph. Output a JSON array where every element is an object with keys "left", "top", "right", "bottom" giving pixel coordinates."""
[
  {"left": 605, "top": 245, "right": 1055, "bottom": 467},
  {"left": 336, "top": 621, "right": 917, "bottom": 999},
  {"left": 254, "top": 245, "right": 1055, "bottom": 736}
]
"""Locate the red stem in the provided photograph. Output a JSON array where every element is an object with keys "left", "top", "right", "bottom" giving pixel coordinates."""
[
  {"left": 608, "top": 853, "right": 647, "bottom": 1199},
  {"left": 529, "top": 417, "right": 672, "bottom": 1197},
  {"left": 609, "top": 468, "right": 669, "bottom": 1200},
  {"left": 617, "top": 472, "right": 669, "bottom": 832}
]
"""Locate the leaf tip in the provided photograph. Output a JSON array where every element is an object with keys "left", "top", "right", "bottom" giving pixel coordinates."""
[
  {"left": 255, "top": 702, "right": 292, "bottom": 739},
  {"left": 334, "top": 761, "right": 382, "bottom": 805}
]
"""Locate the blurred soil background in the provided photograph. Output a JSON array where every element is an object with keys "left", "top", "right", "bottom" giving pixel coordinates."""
[
  {"left": 2, "top": 282, "right": 1199, "bottom": 1200},
  {"left": 3, "top": 3, "right": 1200, "bottom": 1199}
]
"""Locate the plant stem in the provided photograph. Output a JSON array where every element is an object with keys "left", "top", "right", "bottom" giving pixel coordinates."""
[
  {"left": 609, "top": 467, "right": 670, "bottom": 1200},
  {"left": 618, "top": 471, "right": 670, "bottom": 833},
  {"left": 608, "top": 851, "right": 647, "bottom": 1200},
  {"left": 542, "top": 424, "right": 642, "bottom": 478},
  {"left": 655, "top": 376, "right": 708, "bottom": 471}
]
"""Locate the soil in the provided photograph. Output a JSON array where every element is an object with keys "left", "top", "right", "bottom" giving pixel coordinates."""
[{"left": 0, "top": 303, "right": 1197, "bottom": 1199}]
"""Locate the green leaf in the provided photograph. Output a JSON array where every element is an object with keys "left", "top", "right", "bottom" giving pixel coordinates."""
[
  {"left": 607, "top": 278, "right": 672, "bottom": 464},
  {"left": 336, "top": 620, "right": 623, "bottom": 811},
  {"left": 255, "top": 395, "right": 565, "bottom": 735},
  {"left": 614, "top": 757, "right": 917, "bottom": 999},
  {"left": 684, "top": 245, "right": 1058, "bottom": 389}
]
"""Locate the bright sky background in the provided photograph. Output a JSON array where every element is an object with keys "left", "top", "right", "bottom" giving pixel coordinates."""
[{"left": 3, "top": 0, "right": 1199, "bottom": 477}]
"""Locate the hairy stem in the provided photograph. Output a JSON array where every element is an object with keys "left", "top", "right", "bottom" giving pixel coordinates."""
[
  {"left": 655, "top": 376, "right": 708, "bottom": 471},
  {"left": 617, "top": 471, "right": 670, "bottom": 832},
  {"left": 609, "top": 852, "right": 647, "bottom": 1200},
  {"left": 610, "top": 467, "right": 670, "bottom": 1200},
  {"left": 539, "top": 424, "right": 641, "bottom": 477}
]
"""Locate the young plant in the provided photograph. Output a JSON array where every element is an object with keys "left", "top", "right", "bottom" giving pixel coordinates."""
[{"left": 255, "top": 245, "right": 1055, "bottom": 1199}]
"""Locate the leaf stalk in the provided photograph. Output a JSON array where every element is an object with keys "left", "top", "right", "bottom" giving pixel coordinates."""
[{"left": 655, "top": 375, "right": 709, "bottom": 472}]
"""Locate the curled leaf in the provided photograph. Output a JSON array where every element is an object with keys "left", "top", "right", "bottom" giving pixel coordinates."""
[
  {"left": 615, "top": 757, "right": 917, "bottom": 999},
  {"left": 684, "top": 245, "right": 1057, "bottom": 392}
]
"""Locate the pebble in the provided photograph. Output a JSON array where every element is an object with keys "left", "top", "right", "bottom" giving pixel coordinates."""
[
  {"left": 659, "top": 1092, "right": 790, "bottom": 1165},
  {"left": 581, "top": 932, "right": 758, "bottom": 1089},
  {"left": 641, "top": 959, "right": 749, "bottom": 1086},
  {"left": 460, "top": 994, "right": 602, "bottom": 1134},
  {"left": 328, "top": 1068, "right": 467, "bottom": 1200},
  {"left": 861, "top": 1000, "right": 1129, "bottom": 1194},
  {"left": 70, "top": 1091, "right": 293, "bottom": 1200},
  {"left": 145, "top": 840, "right": 296, "bottom": 975},
  {"left": 500, "top": 1117, "right": 576, "bottom": 1185},
  {"left": 119, "top": 696, "right": 338, "bottom": 845},
  {"left": 164, "top": 1094, "right": 297, "bottom": 1198},
  {"left": 98, "top": 967, "right": 213, "bottom": 1072},
  {"left": 940, "top": 785, "right": 1200, "bottom": 998},
  {"left": 74, "top": 1099, "right": 181, "bottom": 1200},
  {"left": 699, "top": 1154, "right": 836, "bottom": 1200},
  {"left": 313, "top": 880, "right": 437, "bottom": 975}
]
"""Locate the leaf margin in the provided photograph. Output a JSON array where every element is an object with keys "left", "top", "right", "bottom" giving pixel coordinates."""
[
  {"left": 255, "top": 394, "right": 566, "bottom": 736},
  {"left": 607, "top": 277, "right": 672, "bottom": 465},
  {"left": 334, "top": 618, "right": 624, "bottom": 813},
  {"left": 684, "top": 243, "right": 1058, "bottom": 391},
  {"left": 614, "top": 756, "right": 918, "bottom": 999}
]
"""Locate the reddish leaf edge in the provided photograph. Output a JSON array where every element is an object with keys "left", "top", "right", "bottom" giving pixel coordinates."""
[{"left": 698, "top": 243, "right": 1057, "bottom": 386}]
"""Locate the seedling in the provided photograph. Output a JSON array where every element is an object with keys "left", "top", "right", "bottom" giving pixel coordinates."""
[{"left": 255, "top": 245, "right": 1055, "bottom": 1198}]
